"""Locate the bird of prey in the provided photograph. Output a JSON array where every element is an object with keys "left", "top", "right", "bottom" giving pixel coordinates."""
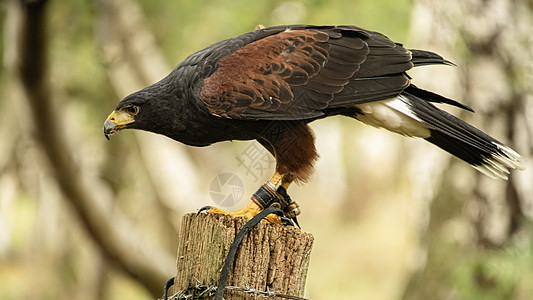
[{"left": 104, "top": 25, "right": 522, "bottom": 223}]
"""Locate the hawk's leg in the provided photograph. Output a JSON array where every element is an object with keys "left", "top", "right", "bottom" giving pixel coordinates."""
[
  {"left": 206, "top": 123, "right": 312, "bottom": 224},
  {"left": 205, "top": 172, "right": 298, "bottom": 224},
  {"left": 206, "top": 200, "right": 282, "bottom": 223}
]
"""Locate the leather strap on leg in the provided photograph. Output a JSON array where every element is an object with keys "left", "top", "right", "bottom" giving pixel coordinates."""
[
  {"left": 251, "top": 182, "right": 284, "bottom": 210},
  {"left": 251, "top": 182, "right": 301, "bottom": 228},
  {"left": 277, "top": 185, "right": 300, "bottom": 218}
]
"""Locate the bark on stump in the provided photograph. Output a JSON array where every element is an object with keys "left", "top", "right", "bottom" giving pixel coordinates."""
[{"left": 173, "top": 213, "right": 314, "bottom": 299}]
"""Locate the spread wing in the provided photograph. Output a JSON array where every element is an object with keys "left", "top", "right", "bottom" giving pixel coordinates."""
[{"left": 198, "top": 25, "right": 413, "bottom": 120}]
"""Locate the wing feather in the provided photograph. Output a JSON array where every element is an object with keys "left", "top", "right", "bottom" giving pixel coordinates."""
[{"left": 198, "top": 25, "right": 414, "bottom": 120}]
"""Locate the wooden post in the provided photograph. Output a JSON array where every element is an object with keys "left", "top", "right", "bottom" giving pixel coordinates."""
[{"left": 172, "top": 213, "right": 314, "bottom": 299}]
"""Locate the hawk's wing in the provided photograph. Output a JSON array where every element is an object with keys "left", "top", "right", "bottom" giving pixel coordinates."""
[{"left": 195, "top": 25, "right": 413, "bottom": 120}]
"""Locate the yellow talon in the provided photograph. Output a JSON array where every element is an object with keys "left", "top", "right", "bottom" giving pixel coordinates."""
[
  {"left": 207, "top": 201, "right": 282, "bottom": 224},
  {"left": 205, "top": 172, "right": 295, "bottom": 225}
]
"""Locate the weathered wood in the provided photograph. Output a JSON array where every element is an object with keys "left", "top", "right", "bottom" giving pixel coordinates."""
[{"left": 173, "top": 213, "right": 314, "bottom": 299}]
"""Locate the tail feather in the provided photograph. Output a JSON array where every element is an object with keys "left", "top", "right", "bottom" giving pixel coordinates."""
[
  {"left": 405, "top": 85, "right": 474, "bottom": 112},
  {"left": 409, "top": 49, "right": 456, "bottom": 67},
  {"left": 401, "top": 90, "right": 523, "bottom": 179}
]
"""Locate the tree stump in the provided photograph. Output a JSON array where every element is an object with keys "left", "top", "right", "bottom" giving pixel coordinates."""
[{"left": 172, "top": 213, "right": 314, "bottom": 299}]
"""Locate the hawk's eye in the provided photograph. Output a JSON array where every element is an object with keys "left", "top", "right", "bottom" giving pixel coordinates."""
[{"left": 127, "top": 106, "right": 139, "bottom": 115}]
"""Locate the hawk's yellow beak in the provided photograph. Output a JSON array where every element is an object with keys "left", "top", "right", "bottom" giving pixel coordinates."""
[{"left": 103, "top": 110, "right": 135, "bottom": 140}]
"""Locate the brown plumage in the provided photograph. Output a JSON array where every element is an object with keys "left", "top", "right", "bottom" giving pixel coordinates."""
[{"left": 104, "top": 25, "right": 522, "bottom": 206}]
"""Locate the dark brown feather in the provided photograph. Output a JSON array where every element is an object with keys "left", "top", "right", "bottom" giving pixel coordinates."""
[
  {"left": 199, "top": 26, "right": 413, "bottom": 121},
  {"left": 258, "top": 122, "right": 318, "bottom": 183},
  {"left": 200, "top": 30, "right": 330, "bottom": 119}
]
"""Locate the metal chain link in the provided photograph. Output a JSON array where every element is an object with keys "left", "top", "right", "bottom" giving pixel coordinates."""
[{"left": 165, "top": 281, "right": 309, "bottom": 300}]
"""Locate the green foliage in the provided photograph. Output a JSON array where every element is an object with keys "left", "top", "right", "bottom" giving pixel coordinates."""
[
  {"left": 135, "top": 0, "right": 413, "bottom": 63},
  {"left": 47, "top": 0, "right": 116, "bottom": 122},
  {"left": 454, "top": 243, "right": 533, "bottom": 300}
]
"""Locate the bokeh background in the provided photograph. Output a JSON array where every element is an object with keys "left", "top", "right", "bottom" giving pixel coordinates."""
[{"left": 1, "top": 0, "right": 532, "bottom": 299}]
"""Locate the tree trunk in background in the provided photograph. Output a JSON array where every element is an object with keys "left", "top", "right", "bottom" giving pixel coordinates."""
[
  {"left": 403, "top": 0, "right": 533, "bottom": 299},
  {"left": 13, "top": 0, "right": 174, "bottom": 296}
]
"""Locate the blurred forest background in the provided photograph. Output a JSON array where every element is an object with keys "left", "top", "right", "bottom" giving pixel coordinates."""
[{"left": 1, "top": 0, "right": 532, "bottom": 299}]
